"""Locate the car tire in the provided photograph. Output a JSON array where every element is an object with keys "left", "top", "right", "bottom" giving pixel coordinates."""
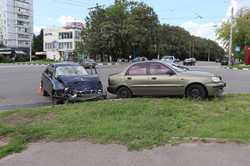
[
  {"left": 51, "top": 97, "right": 65, "bottom": 105},
  {"left": 41, "top": 84, "right": 49, "bottom": 96},
  {"left": 186, "top": 84, "right": 207, "bottom": 99},
  {"left": 42, "top": 89, "right": 49, "bottom": 96},
  {"left": 117, "top": 87, "right": 132, "bottom": 99},
  {"left": 51, "top": 91, "right": 65, "bottom": 105}
]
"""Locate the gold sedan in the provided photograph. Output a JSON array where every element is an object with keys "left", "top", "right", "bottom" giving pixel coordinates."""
[{"left": 107, "top": 61, "right": 226, "bottom": 99}]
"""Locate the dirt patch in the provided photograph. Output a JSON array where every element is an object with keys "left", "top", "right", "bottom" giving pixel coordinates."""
[
  {"left": 0, "top": 137, "right": 9, "bottom": 147},
  {"left": 0, "top": 112, "right": 56, "bottom": 126},
  {"left": 0, "top": 96, "right": 6, "bottom": 102}
]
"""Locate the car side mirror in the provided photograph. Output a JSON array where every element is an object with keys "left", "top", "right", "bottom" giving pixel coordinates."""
[{"left": 167, "top": 70, "right": 175, "bottom": 76}]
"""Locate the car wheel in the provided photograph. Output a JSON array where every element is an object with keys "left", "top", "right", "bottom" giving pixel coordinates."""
[
  {"left": 51, "top": 97, "right": 65, "bottom": 105},
  {"left": 51, "top": 91, "right": 65, "bottom": 105},
  {"left": 41, "top": 84, "right": 49, "bottom": 96},
  {"left": 42, "top": 89, "right": 49, "bottom": 96},
  {"left": 117, "top": 87, "right": 132, "bottom": 99},
  {"left": 186, "top": 84, "right": 207, "bottom": 99}
]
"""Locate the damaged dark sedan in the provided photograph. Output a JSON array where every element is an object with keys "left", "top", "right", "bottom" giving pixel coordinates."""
[{"left": 41, "top": 62, "right": 106, "bottom": 104}]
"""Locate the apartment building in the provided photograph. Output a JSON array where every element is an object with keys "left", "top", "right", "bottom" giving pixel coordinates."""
[
  {"left": 43, "top": 22, "right": 83, "bottom": 61},
  {"left": 0, "top": 0, "right": 33, "bottom": 53}
]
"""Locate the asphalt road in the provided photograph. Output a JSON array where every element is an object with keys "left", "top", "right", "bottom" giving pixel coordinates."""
[
  {"left": 1, "top": 141, "right": 250, "bottom": 166},
  {"left": 1, "top": 62, "right": 250, "bottom": 110}
]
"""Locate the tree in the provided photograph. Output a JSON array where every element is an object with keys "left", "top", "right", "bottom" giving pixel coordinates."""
[
  {"left": 80, "top": 0, "right": 159, "bottom": 61},
  {"left": 158, "top": 25, "right": 225, "bottom": 61},
  {"left": 157, "top": 24, "right": 191, "bottom": 60},
  {"left": 80, "top": 0, "right": 225, "bottom": 61},
  {"left": 32, "top": 29, "right": 44, "bottom": 53},
  {"left": 217, "top": 8, "right": 250, "bottom": 59},
  {"left": 0, "top": 43, "right": 5, "bottom": 48}
]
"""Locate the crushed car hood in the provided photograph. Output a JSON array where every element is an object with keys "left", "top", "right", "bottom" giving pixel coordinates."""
[{"left": 57, "top": 75, "right": 100, "bottom": 91}]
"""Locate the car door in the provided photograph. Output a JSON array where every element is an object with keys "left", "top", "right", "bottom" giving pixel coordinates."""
[
  {"left": 125, "top": 63, "right": 150, "bottom": 96},
  {"left": 148, "top": 62, "right": 185, "bottom": 96},
  {"left": 42, "top": 66, "right": 54, "bottom": 96}
]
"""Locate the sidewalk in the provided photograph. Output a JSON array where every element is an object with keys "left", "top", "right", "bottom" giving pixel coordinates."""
[{"left": 1, "top": 141, "right": 250, "bottom": 166}]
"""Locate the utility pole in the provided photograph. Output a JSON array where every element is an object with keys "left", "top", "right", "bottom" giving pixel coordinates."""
[
  {"left": 208, "top": 47, "right": 210, "bottom": 62},
  {"left": 189, "top": 41, "right": 192, "bottom": 58},
  {"left": 29, "top": 36, "right": 32, "bottom": 62},
  {"left": 229, "top": 7, "right": 234, "bottom": 65},
  {"left": 88, "top": 3, "right": 104, "bottom": 10}
]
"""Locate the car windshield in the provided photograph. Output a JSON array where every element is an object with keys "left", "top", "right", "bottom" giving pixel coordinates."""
[
  {"left": 87, "top": 59, "right": 95, "bottom": 62},
  {"left": 56, "top": 66, "right": 88, "bottom": 77},
  {"left": 162, "top": 56, "right": 173, "bottom": 60},
  {"left": 169, "top": 64, "right": 186, "bottom": 72}
]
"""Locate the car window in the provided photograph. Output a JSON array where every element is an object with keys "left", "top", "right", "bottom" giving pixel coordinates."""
[
  {"left": 45, "top": 67, "right": 53, "bottom": 77},
  {"left": 56, "top": 66, "right": 88, "bottom": 77},
  {"left": 44, "top": 68, "right": 49, "bottom": 74},
  {"left": 127, "top": 63, "right": 147, "bottom": 75},
  {"left": 149, "top": 62, "right": 172, "bottom": 75}
]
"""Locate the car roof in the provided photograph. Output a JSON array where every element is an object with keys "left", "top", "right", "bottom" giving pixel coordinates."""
[
  {"left": 51, "top": 62, "right": 81, "bottom": 68},
  {"left": 132, "top": 60, "right": 172, "bottom": 65}
]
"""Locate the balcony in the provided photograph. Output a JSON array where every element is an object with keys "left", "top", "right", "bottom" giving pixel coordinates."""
[{"left": 14, "top": 0, "right": 31, "bottom": 11}]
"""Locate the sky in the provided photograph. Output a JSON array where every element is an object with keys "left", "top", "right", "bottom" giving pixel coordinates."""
[{"left": 34, "top": 0, "right": 250, "bottom": 41}]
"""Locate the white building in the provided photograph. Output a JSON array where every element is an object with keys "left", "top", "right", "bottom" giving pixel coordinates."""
[
  {"left": 43, "top": 22, "right": 83, "bottom": 61},
  {"left": 0, "top": 0, "right": 33, "bottom": 53}
]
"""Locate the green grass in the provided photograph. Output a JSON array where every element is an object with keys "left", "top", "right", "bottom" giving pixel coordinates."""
[
  {"left": 18, "top": 60, "right": 55, "bottom": 65},
  {"left": 229, "top": 64, "right": 250, "bottom": 69},
  {"left": 1, "top": 95, "right": 250, "bottom": 158},
  {"left": 0, "top": 59, "right": 55, "bottom": 65}
]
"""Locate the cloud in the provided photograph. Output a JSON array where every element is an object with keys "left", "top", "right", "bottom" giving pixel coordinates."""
[
  {"left": 47, "top": 17, "right": 53, "bottom": 21},
  {"left": 58, "top": 16, "right": 84, "bottom": 26},
  {"left": 226, "top": 0, "right": 246, "bottom": 18},
  {"left": 181, "top": 0, "right": 250, "bottom": 41},
  {"left": 181, "top": 21, "right": 217, "bottom": 40},
  {"left": 34, "top": 26, "right": 45, "bottom": 35}
]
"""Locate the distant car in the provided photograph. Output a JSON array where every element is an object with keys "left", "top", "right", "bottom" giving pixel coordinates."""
[
  {"left": 183, "top": 58, "right": 196, "bottom": 66},
  {"left": 41, "top": 62, "right": 106, "bottom": 104},
  {"left": 215, "top": 58, "right": 221, "bottom": 63},
  {"left": 221, "top": 57, "right": 229, "bottom": 66},
  {"left": 80, "top": 59, "right": 97, "bottom": 68},
  {"left": 117, "top": 58, "right": 128, "bottom": 63},
  {"left": 132, "top": 57, "right": 148, "bottom": 63},
  {"left": 107, "top": 61, "right": 226, "bottom": 99},
  {"left": 161, "top": 56, "right": 177, "bottom": 64}
]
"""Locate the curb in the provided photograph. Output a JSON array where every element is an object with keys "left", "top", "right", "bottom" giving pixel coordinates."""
[
  {"left": 0, "top": 63, "right": 48, "bottom": 66},
  {"left": 0, "top": 62, "right": 124, "bottom": 67},
  {"left": 171, "top": 137, "right": 243, "bottom": 145},
  {"left": 224, "top": 66, "right": 250, "bottom": 71}
]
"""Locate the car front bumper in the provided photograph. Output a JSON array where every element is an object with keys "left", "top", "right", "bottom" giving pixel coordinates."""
[
  {"left": 68, "top": 90, "right": 107, "bottom": 101},
  {"left": 54, "top": 91, "right": 107, "bottom": 101},
  {"left": 206, "top": 82, "right": 226, "bottom": 96}
]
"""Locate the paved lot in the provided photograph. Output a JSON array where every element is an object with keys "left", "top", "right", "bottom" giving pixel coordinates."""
[
  {"left": 0, "top": 64, "right": 126, "bottom": 110},
  {"left": 0, "top": 62, "right": 250, "bottom": 110},
  {"left": 1, "top": 141, "right": 250, "bottom": 166}
]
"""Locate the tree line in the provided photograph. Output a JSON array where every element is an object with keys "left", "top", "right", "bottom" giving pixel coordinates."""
[
  {"left": 217, "top": 8, "right": 250, "bottom": 60},
  {"left": 78, "top": 0, "right": 225, "bottom": 61}
]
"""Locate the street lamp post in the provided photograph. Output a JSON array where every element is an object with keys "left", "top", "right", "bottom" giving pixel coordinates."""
[
  {"left": 229, "top": 7, "right": 234, "bottom": 65},
  {"left": 29, "top": 39, "right": 32, "bottom": 62}
]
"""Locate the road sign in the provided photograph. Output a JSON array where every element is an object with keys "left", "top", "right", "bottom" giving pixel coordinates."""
[{"left": 235, "top": 46, "right": 241, "bottom": 52}]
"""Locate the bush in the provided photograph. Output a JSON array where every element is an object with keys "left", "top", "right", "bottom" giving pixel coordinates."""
[
  {"left": 0, "top": 55, "right": 12, "bottom": 63},
  {"left": 15, "top": 55, "right": 29, "bottom": 62}
]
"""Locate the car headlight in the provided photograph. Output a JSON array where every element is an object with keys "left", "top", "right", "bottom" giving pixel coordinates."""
[{"left": 211, "top": 77, "right": 221, "bottom": 82}]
